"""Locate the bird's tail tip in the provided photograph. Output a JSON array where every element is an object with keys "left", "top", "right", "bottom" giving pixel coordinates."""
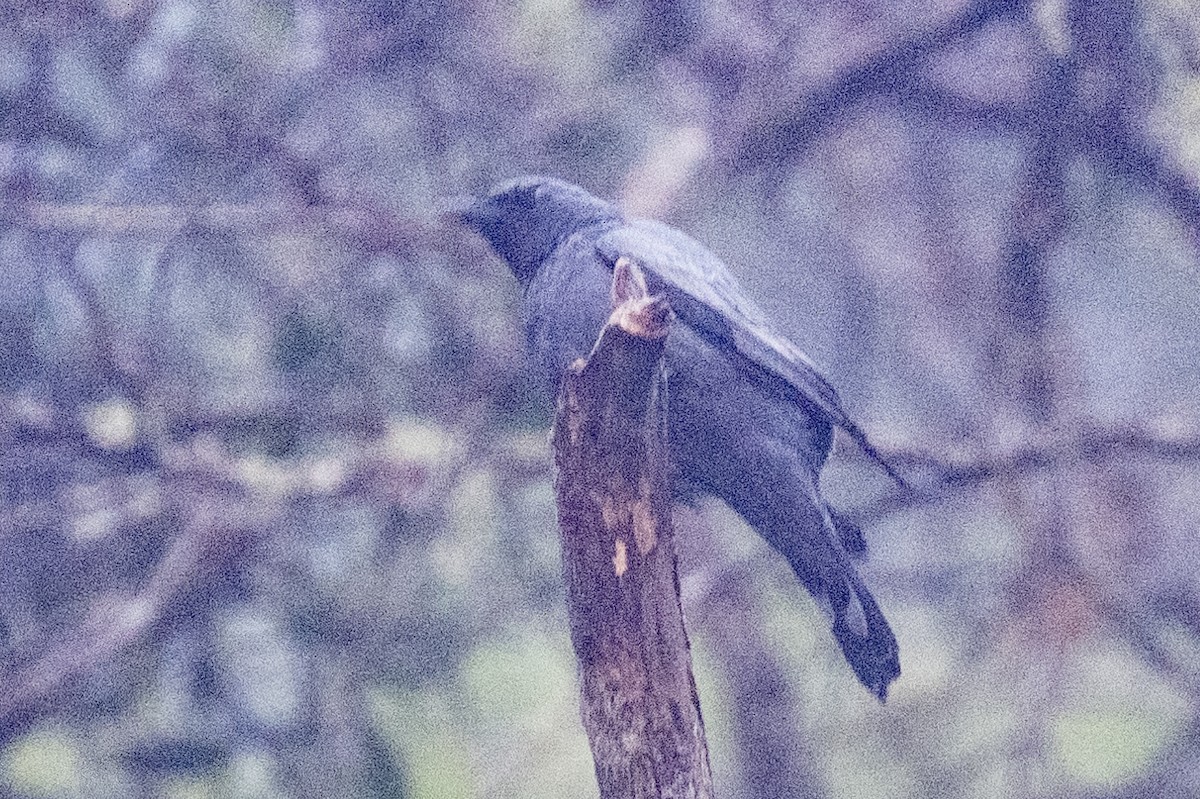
[{"left": 831, "top": 580, "right": 901, "bottom": 701}]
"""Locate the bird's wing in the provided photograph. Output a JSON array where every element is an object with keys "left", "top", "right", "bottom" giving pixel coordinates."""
[
  {"left": 595, "top": 219, "right": 849, "bottom": 422},
  {"left": 595, "top": 219, "right": 903, "bottom": 481}
]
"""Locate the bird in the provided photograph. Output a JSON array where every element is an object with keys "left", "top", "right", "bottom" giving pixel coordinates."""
[{"left": 457, "top": 175, "right": 901, "bottom": 700}]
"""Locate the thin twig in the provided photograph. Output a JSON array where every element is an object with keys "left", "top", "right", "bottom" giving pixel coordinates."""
[{"left": 848, "top": 424, "right": 1200, "bottom": 521}]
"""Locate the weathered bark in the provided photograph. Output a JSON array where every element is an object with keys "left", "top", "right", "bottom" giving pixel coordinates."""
[{"left": 551, "top": 258, "right": 714, "bottom": 799}]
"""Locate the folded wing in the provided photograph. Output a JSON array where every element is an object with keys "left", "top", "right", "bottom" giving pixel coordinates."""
[{"left": 595, "top": 219, "right": 896, "bottom": 476}]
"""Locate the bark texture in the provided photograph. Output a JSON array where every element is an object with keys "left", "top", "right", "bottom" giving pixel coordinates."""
[{"left": 552, "top": 258, "right": 714, "bottom": 799}]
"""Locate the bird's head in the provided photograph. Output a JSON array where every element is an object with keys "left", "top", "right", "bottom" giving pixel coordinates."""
[{"left": 453, "top": 176, "right": 620, "bottom": 285}]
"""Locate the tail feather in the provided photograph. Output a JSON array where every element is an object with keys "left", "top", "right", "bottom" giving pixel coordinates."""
[
  {"left": 829, "top": 508, "right": 867, "bottom": 558},
  {"left": 831, "top": 578, "right": 901, "bottom": 701},
  {"left": 784, "top": 550, "right": 901, "bottom": 700},
  {"left": 720, "top": 469, "right": 900, "bottom": 699}
]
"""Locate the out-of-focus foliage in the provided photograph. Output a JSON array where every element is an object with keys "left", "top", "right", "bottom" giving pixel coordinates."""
[{"left": 1, "top": 0, "right": 1199, "bottom": 797}]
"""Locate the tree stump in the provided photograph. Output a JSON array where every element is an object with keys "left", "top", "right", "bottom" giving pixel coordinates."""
[{"left": 551, "top": 258, "right": 715, "bottom": 799}]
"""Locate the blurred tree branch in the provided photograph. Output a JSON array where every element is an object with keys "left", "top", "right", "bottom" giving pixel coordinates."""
[
  {"left": 0, "top": 428, "right": 435, "bottom": 743},
  {"left": 852, "top": 423, "right": 1200, "bottom": 522},
  {"left": 0, "top": 201, "right": 436, "bottom": 254},
  {"left": 0, "top": 498, "right": 260, "bottom": 743},
  {"left": 731, "top": 0, "right": 1031, "bottom": 169},
  {"left": 728, "top": 0, "right": 1200, "bottom": 249},
  {"left": 698, "top": 566, "right": 824, "bottom": 799},
  {"left": 56, "top": 237, "right": 153, "bottom": 406},
  {"left": 903, "top": 81, "right": 1200, "bottom": 247}
]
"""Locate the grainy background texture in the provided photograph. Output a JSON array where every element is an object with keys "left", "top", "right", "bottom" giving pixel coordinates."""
[{"left": 1, "top": 1, "right": 1199, "bottom": 797}]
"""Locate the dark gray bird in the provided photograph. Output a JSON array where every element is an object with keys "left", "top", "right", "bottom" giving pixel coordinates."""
[{"left": 458, "top": 175, "right": 900, "bottom": 700}]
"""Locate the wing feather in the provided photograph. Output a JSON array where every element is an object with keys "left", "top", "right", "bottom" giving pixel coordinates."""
[
  {"left": 595, "top": 219, "right": 903, "bottom": 484},
  {"left": 596, "top": 219, "right": 851, "bottom": 424}
]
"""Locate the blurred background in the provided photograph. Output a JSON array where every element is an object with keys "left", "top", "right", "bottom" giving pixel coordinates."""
[{"left": 2, "top": 0, "right": 1199, "bottom": 797}]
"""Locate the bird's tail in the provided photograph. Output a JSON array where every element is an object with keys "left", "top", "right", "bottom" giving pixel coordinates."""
[
  {"left": 828, "top": 574, "right": 901, "bottom": 701},
  {"left": 734, "top": 484, "right": 900, "bottom": 699}
]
